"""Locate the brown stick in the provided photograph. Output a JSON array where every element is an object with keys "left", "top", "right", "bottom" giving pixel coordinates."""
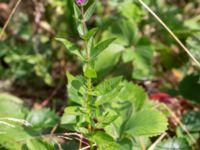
[
  {"left": 139, "top": 137, "right": 146, "bottom": 150},
  {"left": 148, "top": 132, "right": 167, "bottom": 150},
  {"left": 0, "top": 0, "right": 22, "bottom": 40}
]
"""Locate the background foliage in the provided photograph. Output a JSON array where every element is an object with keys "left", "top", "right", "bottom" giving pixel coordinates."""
[{"left": 0, "top": 0, "right": 200, "bottom": 149}]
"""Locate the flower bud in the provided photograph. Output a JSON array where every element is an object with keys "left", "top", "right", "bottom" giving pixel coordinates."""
[{"left": 76, "top": 0, "right": 85, "bottom": 6}]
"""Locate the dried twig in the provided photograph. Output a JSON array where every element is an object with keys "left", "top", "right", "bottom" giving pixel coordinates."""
[
  {"left": 0, "top": 0, "right": 22, "bottom": 40},
  {"left": 79, "top": 134, "right": 83, "bottom": 149},
  {"left": 50, "top": 123, "right": 59, "bottom": 137},
  {"left": 148, "top": 132, "right": 167, "bottom": 150},
  {"left": 79, "top": 144, "right": 96, "bottom": 150},
  {"left": 139, "top": 137, "right": 146, "bottom": 150}
]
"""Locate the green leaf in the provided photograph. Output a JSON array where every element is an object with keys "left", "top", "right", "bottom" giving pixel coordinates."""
[
  {"left": 119, "top": 2, "right": 144, "bottom": 22},
  {"left": 95, "top": 86, "right": 121, "bottom": 106},
  {"left": 73, "top": 3, "right": 81, "bottom": 19},
  {"left": 26, "top": 139, "right": 54, "bottom": 150},
  {"left": 94, "top": 76, "right": 122, "bottom": 95},
  {"left": 122, "top": 48, "right": 135, "bottom": 63},
  {"left": 0, "top": 93, "right": 27, "bottom": 118},
  {"left": 118, "top": 138, "right": 133, "bottom": 150},
  {"left": 119, "top": 82, "right": 146, "bottom": 111},
  {"left": 179, "top": 72, "right": 200, "bottom": 103},
  {"left": 97, "top": 109, "right": 118, "bottom": 128},
  {"left": 83, "top": 27, "right": 98, "bottom": 40},
  {"left": 0, "top": 125, "right": 35, "bottom": 150},
  {"left": 56, "top": 38, "right": 83, "bottom": 60},
  {"left": 84, "top": 2, "right": 96, "bottom": 21},
  {"left": 95, "top": 43, "right": 124, "bottom": 80},
  {"left": 105, "top": 101, "right": 133, "bottom": 139},
  {"left": 83, "top": 64, "right": 97, "bottom": 78},
  {"left": 155, "top": 138, "right": 191, "bottom": 150},
  {"left": 181, "top": 111, "right": 200, "bottom": 132},
  {"left": 91, "top": 38, "right": 116, "bottom": 59},
  {"left": 90, "top": 131, "right": 121, "bottom": 150},
  {"left": 77, "top": 23, "right": 85, "bottom": 37},
  {"left": 101, "top": 109, "right": 118, "bottom": 125},
  {"left": 61, "top": 106, "right": 81, "bottom": 125},
  {"left": 34, "top": 63, "right": 53, "bottom": 86},
  {"left": 26, "top": 108, "right": 59, "bottom": 130},
  {"left": 124, "top": 110, "right": 168, "bottom": 137},
  {"left": 132, "top": 46, "right": 153, "bottom": 80},
  {"left": 66, "top": 72, "right": 86, "bottom": 104}
]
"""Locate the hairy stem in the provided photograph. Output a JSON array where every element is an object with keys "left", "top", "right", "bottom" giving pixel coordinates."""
[
  {"left": 81, "top": 5, "right": 90, "bottom": 60},
  {"left": 80, "top": 5, "right": 94, "bottom": 150}
]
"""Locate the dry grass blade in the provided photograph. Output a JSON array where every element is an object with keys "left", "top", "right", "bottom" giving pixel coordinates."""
[
  {"left": 79, "top": 144, "right": 96, "bottom": 150},
  {"left": 147, "top": 132, "right": 167, "bottom": 150},
  {"left": 0, "top": 121, "right": 15, "bottom": 128},
  {"left": 0, "top": 0, "right": 22, "bottom": 40},
  {"left": 138, "top": 0, "right": 200, "bottom": 68},
  {"left": 0, "top": 117, "right": 32, "bottom": 126}
]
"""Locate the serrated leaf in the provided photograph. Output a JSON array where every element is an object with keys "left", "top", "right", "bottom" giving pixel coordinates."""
[
  {"left": 124, "top": 110, "right": 168, "bottom": 137},
  {"left": 91, "top": 38, "right": 116, "bottom": 59},
  {"left": 155, "top": 138, "right": 191, "bottom": 150},
  {"left": 94, "top": 76, "right": 122, "bottom": 105},
  {"left": 56, "top": 38, "right": 83, "bottom": 60},
  {"left": 97, "top": 109, "right": 118, "bottom": 128},
  {"left": 94, "top": 76, "right": 122, "bottom": 95},
  {"left": 95, "top": 86, "right": 121, "bottom": 106},
  {"left": 84, "top": 3, "right": 96, "bottom": 21},
  {"left": 119, "top": 82, "right": 146, "bottom": 111}
]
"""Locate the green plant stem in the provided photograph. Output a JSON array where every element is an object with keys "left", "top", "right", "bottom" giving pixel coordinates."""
[
  {"left": 81, "top": 5, "right": 90, "bottom": 60},
  {"left": 80, "top": 5, "right": 94, "bottom": 150}
]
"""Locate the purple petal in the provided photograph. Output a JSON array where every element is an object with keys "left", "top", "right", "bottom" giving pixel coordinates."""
[{"left": 76, "top": 0, "right": 85, "bottom": 6}]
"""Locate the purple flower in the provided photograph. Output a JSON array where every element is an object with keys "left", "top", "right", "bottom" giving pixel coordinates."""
[{"left": 76, "top": 0, "right": 85, "bottom": 6}]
